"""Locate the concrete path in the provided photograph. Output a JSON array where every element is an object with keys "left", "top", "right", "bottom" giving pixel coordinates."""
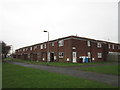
[{"left": 6, "top": 61, "right": 119, "bottom": 87}]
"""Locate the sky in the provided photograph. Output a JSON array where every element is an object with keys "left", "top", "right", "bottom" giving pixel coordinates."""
[{"left": 0, "top": 0, "right": 119, "bottom": 52}]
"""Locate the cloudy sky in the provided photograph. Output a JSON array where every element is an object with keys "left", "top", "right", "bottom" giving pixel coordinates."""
[{"left": 0, "top": 0, "right": 119, "bottom": 52}]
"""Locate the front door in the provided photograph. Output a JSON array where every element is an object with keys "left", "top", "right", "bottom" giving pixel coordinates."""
[
  {"left": 50, "top": 53, "right": 54, "bottom": 62},
  {"left": 73, "top": 52, "right": 77, "bottom": 63}
]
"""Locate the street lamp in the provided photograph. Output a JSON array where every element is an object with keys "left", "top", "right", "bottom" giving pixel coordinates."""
[{"left": 43, "top": 30, "right": 50, "bottom": 63}]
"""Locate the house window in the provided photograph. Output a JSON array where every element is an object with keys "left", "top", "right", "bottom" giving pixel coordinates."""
[
  {"left": 88, "top": 52, "right": 91, "bottom": 58},
  {"left": 52, "top": 42, "right": 54, "bottom": 46},
  {"left": 72, "top": 47, "right": 76, "bottom": 49},
  {"left": 23, "top": 48, "right": 25, "bottom": 51},
  {"left": 59, "top": 52, "right": 64, "bottom": 58},
  {"left": 40, "top": 44, "right": 43, "bottom": 49},
  {"left": 34, "top": 46, "right": 37, "bottom": 50},
  {"left": 28, "top": 54, "right": 30, "bottom": 59},
  {"left": 87, "top": 41, "right": 91, "bottom": 47},
  {"left": 118, "top": 45, "right": 120, "bottom": 49},
  {"left": 26, "top": 48, "right": 28, "bottom": 51},
  {"left": 44, "top": 44, "right": 46, "bottom": 48},
  {"left": 108, "top": 44, "right": 111, "bottom": 49},
  {"left": 30, "top": 47, "right": 32, "bottom": 50},
  {"left": 97, "top": 42, "right": 102, "bottom": 48},
  {"left": 98, "top": 53, "right": 102, "bottom": 58},
  {"left": 59, "top": 40, "right": 64, "bottom": 46},
  {"left": 112, "top": 44, "right": 114, "bottom": 49}
]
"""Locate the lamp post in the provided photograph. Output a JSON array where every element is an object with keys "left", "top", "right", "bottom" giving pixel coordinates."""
[{"left": 43, "top": 30, "right": 50, "bottom": 63}]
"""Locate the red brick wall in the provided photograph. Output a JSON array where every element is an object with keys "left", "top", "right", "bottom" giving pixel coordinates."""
[{"left": 15, "top": 36, "right": 120, "bottom": 63}]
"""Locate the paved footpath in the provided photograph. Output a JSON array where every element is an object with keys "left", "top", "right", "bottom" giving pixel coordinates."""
[{"left": 7, "top": 61, "right": 119, "bottom": 87}]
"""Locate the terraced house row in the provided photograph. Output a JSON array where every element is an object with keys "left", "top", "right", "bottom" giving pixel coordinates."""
[{"left": 15, "top": 35, "right": 120, "bottom": 63}]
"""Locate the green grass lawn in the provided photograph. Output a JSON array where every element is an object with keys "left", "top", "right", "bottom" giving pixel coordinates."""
[
  {"left": 77, "top": 65, "right": 119, "bottom": 76},
  {"left": 4, "top": 58, "right": 117, "bottom": 67},
  {"left": 2, "top": 62, "right": 117, "bottom": 88}
]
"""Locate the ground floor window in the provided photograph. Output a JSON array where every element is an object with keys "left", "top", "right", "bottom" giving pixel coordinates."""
[
  {"left": 59, "top": 52, "right": 64, "bottom": 58},
  {"left": 98, "top": 53, "right": 102, "bottom": 58},
  {"left": 88, "top": 52, "right": 91, "bottom": 58},
  {"left": 28, "top": 54, "right": 30, "bottom": 59}
]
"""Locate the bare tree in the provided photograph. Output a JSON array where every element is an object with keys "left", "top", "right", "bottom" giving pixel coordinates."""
[{"left": 1, "top": 41, "right": 11, "bottom": 61}]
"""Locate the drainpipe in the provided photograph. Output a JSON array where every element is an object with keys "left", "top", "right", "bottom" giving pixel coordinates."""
[{"left": 90, "top": 41, "right": 92, "bottom": 62}]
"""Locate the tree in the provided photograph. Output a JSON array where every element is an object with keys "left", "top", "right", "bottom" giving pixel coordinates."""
[{"left": 1, "top": 41, "right": 11, "bottom": 60}]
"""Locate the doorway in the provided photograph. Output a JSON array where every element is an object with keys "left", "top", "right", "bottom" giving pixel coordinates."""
[
  {"left": 50, "top": 52, "right": 54, "bottom": 62},
  {"left": 72, "top": 52, "right": 77, "bottom": 63}
]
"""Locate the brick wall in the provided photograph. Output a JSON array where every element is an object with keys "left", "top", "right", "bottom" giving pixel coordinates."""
[{"left": 15, "top": 36, "right": 120, "bottom": 63}]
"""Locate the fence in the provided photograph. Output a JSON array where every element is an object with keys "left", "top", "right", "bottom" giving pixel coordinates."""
[{"left": 107, "top": 52, "right": 120, "bottom": 62}]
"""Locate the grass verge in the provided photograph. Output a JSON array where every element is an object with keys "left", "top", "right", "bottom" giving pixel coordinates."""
[
  {"left": 77, "top": 65, "right": 119, "bottom": 76},
  {"left": 2, "top": 62, "right": 117, "bottom": 88},
  {"left": 4, "top": 58, "right": 117, "bottom": 67}
]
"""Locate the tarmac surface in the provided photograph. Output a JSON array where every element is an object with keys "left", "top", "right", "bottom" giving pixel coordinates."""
[{"left": 6, "top": 61, "right": 119, "bottom": 87}]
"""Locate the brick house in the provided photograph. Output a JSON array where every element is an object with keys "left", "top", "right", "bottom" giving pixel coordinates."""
[{"left": 15, "top": 35, "right": 120, "bottom": 63}]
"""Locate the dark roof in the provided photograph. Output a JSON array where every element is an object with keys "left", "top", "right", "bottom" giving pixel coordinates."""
[{"left": 16, "top": 35, "right": 119, "bottom": 50}]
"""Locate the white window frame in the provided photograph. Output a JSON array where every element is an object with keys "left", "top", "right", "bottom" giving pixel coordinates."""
[
  {"left": 26, "top": 48, "right": 28, "bottom": 51},
  {"left": 59, "top": 52, "right": 64, "bottom": 58},
  {"left": 23, "top": 48, "right": 25, "bottom": 51},
  {"left": 108, "top": 44, "right": 111, "bottom": 49},
  {"left": 30, "top": 47, "right": 32, "bottom": 50},
  {"left": 112, "top": 44, "right": 114, "bottom": 49},
  {"left": 34, "top": 46, "right": 37, "bottom": 50},
  {"left": 97, "top": 42, "right": 102, "bottom": 48},
  {"left": 28, "top": 53, "right": 30, "bottom": 59},
  {"left": 59, "top": 40, "right": 64, "bottom": 46},
  {"left": 52, "top": 42, "right": 54, "bottom": 46},
  {"left": 72, "top": 47, "right": 76, "bottom": 49},
  {"left": 98, "top": 53, "right": 102, "bottom": 58},
  {"left": 118, "top": 45, "right": 120, "bottom": 49},
  {"left": 40, "top": 44, "right": 43, "bottom": 49},
  {"left": 88, "top": 52, "right": 91, "bottom": 58},
  {"left": 87, "top": 41, "right": 91, "bottom": 47},
  {"left": 44, "top": 44, "right": 46, "bottom": 48}
]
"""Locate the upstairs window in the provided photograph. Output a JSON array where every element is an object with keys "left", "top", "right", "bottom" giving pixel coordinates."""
[
  {"left": 118, "top": 45, "right": 120, "bottom": 49},
  {"left": 112, "top": 44, "right": 114, "bottom": 49},
  {"left": 108, "top": 44, "right": 111, "bottom": 49},
  {"left": 59, "top": 40, "right": 64, "bottom": 46},
  {"left": 44, "top": 44, "right": 46, "bottom": 48},
  {"left": 59, "top": 52, "right": 64, "bottom": 58},
  {"left": 19, "top": 49, "right": 21, "bottom": 52},
  {"left": 52, "top": 42, "right": 54, "bottom": 46},
  {"left": 87, "top": 41, "right": 91, "bottom": 47},
  {"left": 40, "top": 44, "right": 43, "bottom": 49},
  {"left": 34, "top": 46, "right": 37, "bottom": 50},
  {"left": 23, "top": 48, "right": 25, "bottom": 51},
  {"left": 98, "top": 53, "right": 102, "bottom": 58},
  {"left": 30, "top": 47, "right": 32, "bottom": 50},
  {"left": 26, "top": 48, "right": 28, "bottom": 51},
  {"left": 97, "top": 42, "right": 102, "bottom": 48}
]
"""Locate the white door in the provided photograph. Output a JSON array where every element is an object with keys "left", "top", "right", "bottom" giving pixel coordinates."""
[{"left": 73, "top": 52, "right": 77, "bottom": 63}]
